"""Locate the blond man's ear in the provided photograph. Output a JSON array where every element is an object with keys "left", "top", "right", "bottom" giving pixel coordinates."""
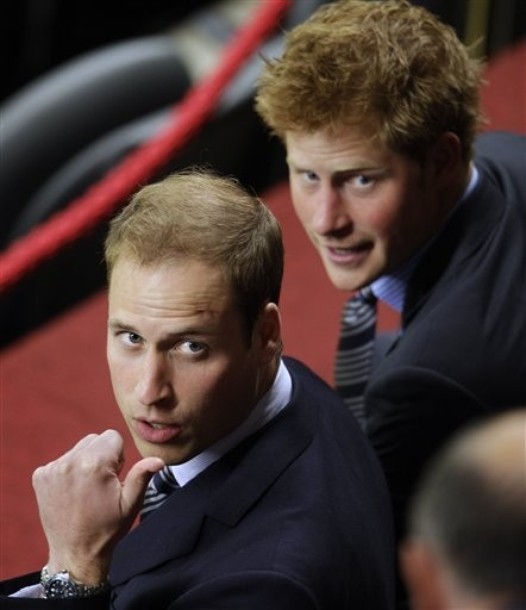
[{"left": 257, "top": 302, "right": 282, "bottom": 363}]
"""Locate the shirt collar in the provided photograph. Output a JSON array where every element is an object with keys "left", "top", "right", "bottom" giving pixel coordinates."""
[
  {"left": 370, "top": 164, "right": 480, "bottom": 312},
  {"left": 170, "top": 359, "right": 292, "bottom": 486}
]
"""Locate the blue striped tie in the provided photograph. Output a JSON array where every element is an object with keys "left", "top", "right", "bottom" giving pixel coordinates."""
[
  {"left": 141, "top": 466, "right": 180, "bottom": 519},
  {"left": 334, "top": 287, "right": 377, "bottom": 428}
]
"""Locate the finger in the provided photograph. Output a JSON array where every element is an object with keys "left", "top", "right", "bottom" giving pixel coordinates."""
[
  {"left": 120, "top": 457, "right": 165, "bottom": 514},
  {"left": 73, "top": 429, "right": 126, "bottom": 474},
  {"left": 46, "top": 433, "right": 99, "bottom": 465},
  {"left": 97, "top": 429, "right": 124, "bottom": 452},
  {"left": 70, "top": 430, "right": 123, "bottom": 456},
  {"left": 34, "top": 430, "right": 124, "bottom": 483},
  {"left": 96, "top": 429, "right": 126, "bottom": 472},
  {"left": 31, "top": 437, "right": 94, "bottom": 488},
  {"left": 69, "top": 433, "right": 100, "bottom": 452}
]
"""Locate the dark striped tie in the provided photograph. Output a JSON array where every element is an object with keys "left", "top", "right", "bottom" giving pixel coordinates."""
[
  {"left": 141, "top": 466, "right": 180, "bottom": 519},
  {"left": 334, "top": 287, "right": 377, "bottom": 428}
]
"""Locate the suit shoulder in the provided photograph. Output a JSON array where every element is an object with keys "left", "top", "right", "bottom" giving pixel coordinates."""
[
  {"left": 475, "top": 132, "right": 526, "bottom": 189},
  {"left": 283, "top": 356, "right": 340, "bottom": 403}
]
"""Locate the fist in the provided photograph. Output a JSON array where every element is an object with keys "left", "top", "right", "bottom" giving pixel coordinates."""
[{"left": 32, "top": 430, "right": 163, "bottom": 583}]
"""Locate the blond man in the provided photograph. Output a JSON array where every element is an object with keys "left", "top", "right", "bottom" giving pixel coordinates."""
[{"left": 1, "top": 170, "right": 395, "bottom": 609}]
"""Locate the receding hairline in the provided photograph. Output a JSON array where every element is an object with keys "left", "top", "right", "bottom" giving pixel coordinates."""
[
  {"left": 414, "top": 409, "right": 526, "bottom": 511},
  {"left": 456, "top": 409, "right": 526, "bottom": 483}
]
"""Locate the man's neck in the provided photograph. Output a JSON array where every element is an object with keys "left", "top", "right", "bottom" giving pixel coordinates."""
[{"left": 170, "top": 359, "right": 291, "bottom": 486}]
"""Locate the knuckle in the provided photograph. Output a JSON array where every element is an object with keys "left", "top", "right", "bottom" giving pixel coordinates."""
[
  {"left": 32, "top": 461, "right": 59, "bottom": 488},
  {"left": 31, "top": 466, "right": 43, "bottom": 487},
  {"left": 77, "top": 456, "right": 100, "bottom": 474},
  {"left": 102, "top": 429, "right": 123, "bottom": 446}
]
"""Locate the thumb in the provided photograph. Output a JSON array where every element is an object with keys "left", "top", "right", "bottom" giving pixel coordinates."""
[{"left": 121, "top": 457, "right": 165, "bottom": 515}]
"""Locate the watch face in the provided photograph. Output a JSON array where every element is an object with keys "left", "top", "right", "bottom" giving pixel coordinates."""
[{"left": 45, "top": 573, "right": 79, "bottom": 598}]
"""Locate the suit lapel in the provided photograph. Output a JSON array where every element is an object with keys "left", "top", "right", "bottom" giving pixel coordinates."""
[
  {"left": 110, "top": 476, "right": 211, "bottom": 585},
  {"left": 206, "top": 384, "right": 313, "bottom": 527}
]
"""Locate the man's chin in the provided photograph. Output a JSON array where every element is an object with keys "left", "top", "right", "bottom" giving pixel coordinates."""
[
  {"left": 319, "top": 252, "right": 378, "bottom": 292},
  {"left": 325, "top": 266, "right": 371, "bottom": 293}
]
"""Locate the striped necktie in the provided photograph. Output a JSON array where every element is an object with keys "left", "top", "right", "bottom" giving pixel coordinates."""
[
  {"left": 334, "top": 287, "right": 377, "bottom": 428},
  {"left": 141, "top": 466, "right": 180, "bottom": 519}
]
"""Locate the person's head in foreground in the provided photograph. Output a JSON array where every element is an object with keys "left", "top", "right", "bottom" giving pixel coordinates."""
[
  {"left": 105, "top": 168, "right": 284, "bottom": 465},
  {"left": 255, "top": 0, "right": 483, "bottom": 293},
  {"left": 402, "top": 408, "right": 526, "bottom": 610}
]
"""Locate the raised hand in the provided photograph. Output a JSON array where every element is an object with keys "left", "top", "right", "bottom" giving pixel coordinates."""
[{"left": 32, "top": 429, "right": 164, "bottom": 584}]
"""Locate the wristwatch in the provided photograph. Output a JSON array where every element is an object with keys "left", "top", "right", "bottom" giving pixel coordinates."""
[{"left": 41, "top": 565, "right": 109, "bottom": 598}]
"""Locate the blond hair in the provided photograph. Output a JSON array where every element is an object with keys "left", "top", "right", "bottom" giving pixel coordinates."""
[
  {"left": 105, "top": 169, "right": 283, "bottom": 337},
  {"left": 255, "top": 0, "right": 483, "bottom": 162}
]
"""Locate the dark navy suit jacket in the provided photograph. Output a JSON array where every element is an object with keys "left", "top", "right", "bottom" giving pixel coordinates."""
[
  {"left": 1, "top": 357, "right": 395, "bottom": 609},
  {"left": 366, "top": 132, "right": 526, "bottom": 541}
]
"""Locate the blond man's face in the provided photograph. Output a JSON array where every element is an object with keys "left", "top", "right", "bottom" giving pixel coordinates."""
[{"left": 107, "top": 258, "right": 268, "bottom": 465}]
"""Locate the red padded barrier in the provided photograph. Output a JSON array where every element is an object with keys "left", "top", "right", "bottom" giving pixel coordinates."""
[{"left": 0, "top": 0, "right": 292, "bottom": 293}]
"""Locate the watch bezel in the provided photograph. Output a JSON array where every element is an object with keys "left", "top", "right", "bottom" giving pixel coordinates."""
[
  {"left": 43, "top": 572, "right": 80, "bottom": 598},
  {"left": 41, "top": 565, "right": 109, "bottom": 599}
]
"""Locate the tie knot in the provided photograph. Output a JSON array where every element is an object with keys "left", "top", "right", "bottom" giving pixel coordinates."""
[
  {"left": 359, "top": 286, "right": 377, "bottom": 305},
  {"left": 152, "top": 466, "right": 179, "bottom": 495},
  {"left": 141, "top": 466, "right": 180, "bottom": 519},
  {"left": 343, "top": 287, "right": 377, "bottom": 328}
]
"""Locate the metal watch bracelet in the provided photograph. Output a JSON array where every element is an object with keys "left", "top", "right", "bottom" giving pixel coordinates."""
[{"left": 41, "top": 565, "right": 109, "bottom": 599}]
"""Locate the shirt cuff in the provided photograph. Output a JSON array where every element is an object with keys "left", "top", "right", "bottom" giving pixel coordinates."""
[{"left": 9, "top": 583, "right": 44, "bottom": 598}]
